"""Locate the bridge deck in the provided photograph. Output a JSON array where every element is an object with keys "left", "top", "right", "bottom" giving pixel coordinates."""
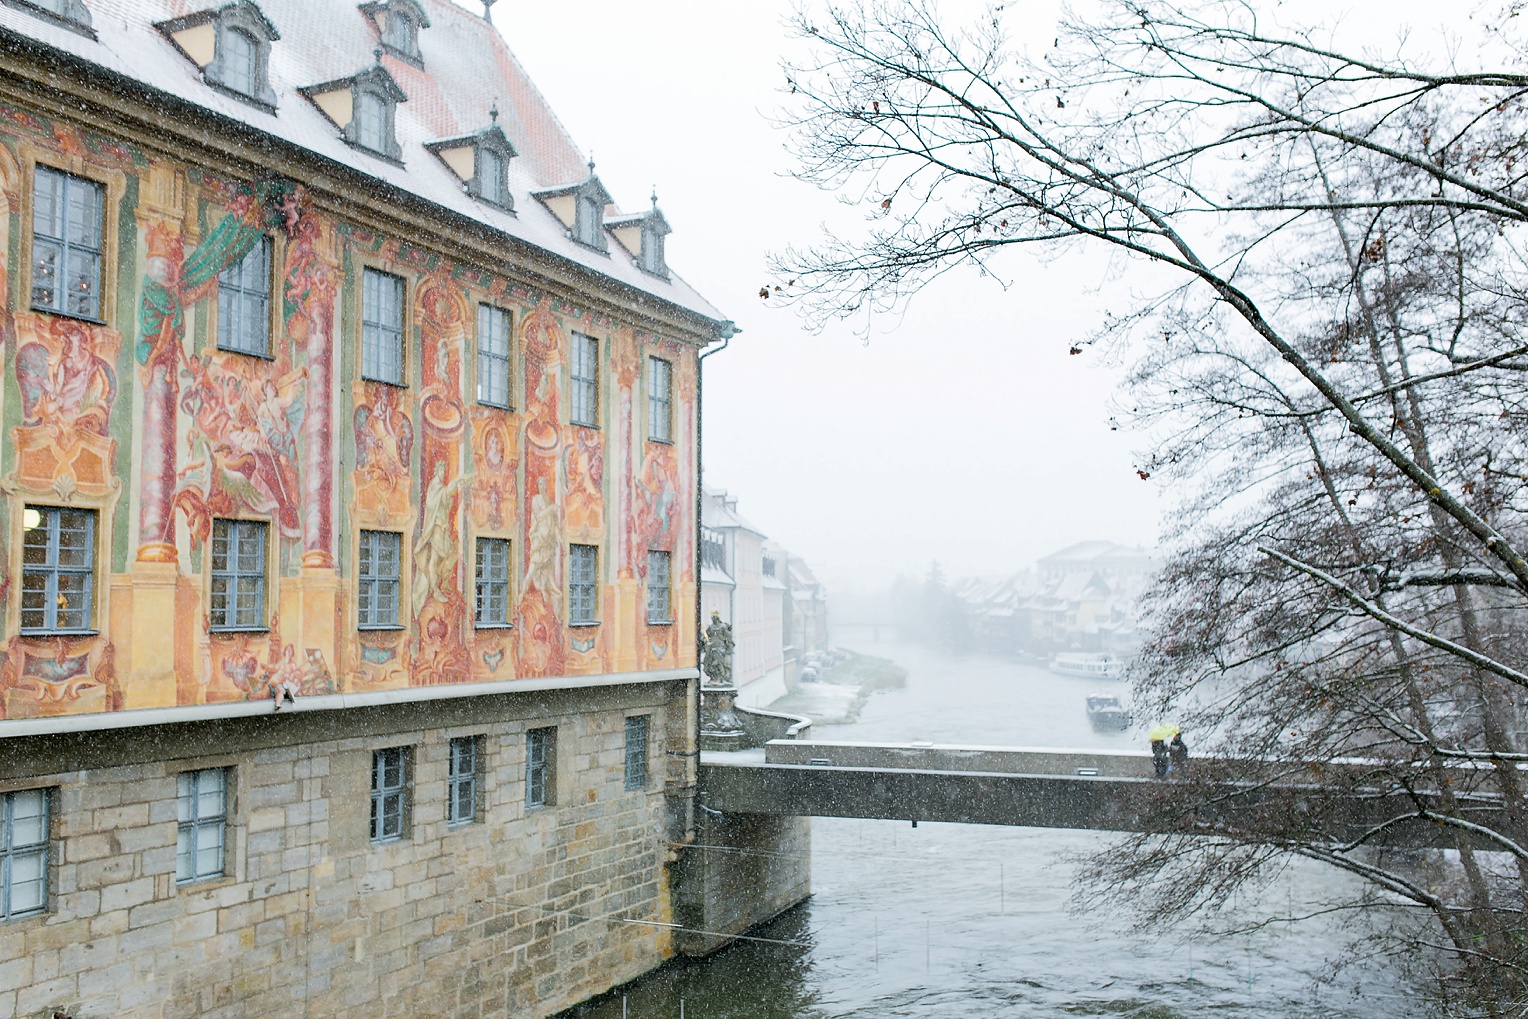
[{"left": 699, "top": 741, "right": 1506, "bottom": 849}]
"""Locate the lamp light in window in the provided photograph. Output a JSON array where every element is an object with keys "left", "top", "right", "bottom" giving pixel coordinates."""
[{"left": 23, "top": 507, "right": 42, "bottom": 531}]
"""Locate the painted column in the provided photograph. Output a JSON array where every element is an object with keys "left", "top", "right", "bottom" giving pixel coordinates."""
[
  {"left": 127, "top": 163, "right": 189, "bottom": 708},
  {"left": 286, "top": 202, "right": 339, "bottom": 569}
]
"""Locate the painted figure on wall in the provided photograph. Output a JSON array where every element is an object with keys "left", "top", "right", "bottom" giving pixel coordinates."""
[
  {"left": 178, "top": 356, "right": 307, "bottom": 544},
  {"left": 515, "top": 301, "right": 566, "bottom": 678},
  {"left": 564, "top": 428, "right": 605, "bottom": 537}
]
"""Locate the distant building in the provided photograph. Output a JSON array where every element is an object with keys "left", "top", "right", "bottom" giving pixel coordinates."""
[
  {"left": 953, "top": 542, "right": 1154, "bottom": 656},
  {"left": 699, "top": 489, "right": 826, "bottom": 705}
]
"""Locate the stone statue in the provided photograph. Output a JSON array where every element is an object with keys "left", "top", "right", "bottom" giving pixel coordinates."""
[{"left": 702, "top": 610, "right": 734, "bottom": 687}]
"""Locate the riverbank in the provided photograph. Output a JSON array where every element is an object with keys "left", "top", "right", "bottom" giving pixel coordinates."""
[{"left": 766, "top": 651, "right": 907, "bottom": 724}]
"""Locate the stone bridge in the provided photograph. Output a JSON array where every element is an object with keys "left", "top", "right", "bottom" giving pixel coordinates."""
[{"left": 700, "top": 739, "right": 1505, "bottom": 845}]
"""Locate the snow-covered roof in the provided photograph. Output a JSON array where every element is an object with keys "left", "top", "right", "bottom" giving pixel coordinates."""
[
  {"left": 0, "top": 0, "right": 730, "bottom": 329},
  {"left": 1037, "top": 541, "right": 1154, "bottom": 567},
  {"left": 701, "top": 489, "right": 766, "bottom": 536}
]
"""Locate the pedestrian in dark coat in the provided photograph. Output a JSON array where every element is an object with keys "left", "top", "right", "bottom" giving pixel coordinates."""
[
  {"left": 1168, "top": 733, "right": 1189, "bottom": 775},
  {"left": 1151, "top": 739, "right": 1169, "bottom": 778}
]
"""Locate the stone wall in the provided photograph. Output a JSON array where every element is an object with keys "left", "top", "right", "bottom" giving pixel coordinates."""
[
  {"left": 669, "top": 812, "right": 811, "bottom": 958},
  {"left": 0, "top": 680, "right": 690, "bottom": 1019}
]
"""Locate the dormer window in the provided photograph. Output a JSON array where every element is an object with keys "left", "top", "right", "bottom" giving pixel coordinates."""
[
  {"left": 383, "top": 10, "right": 411, "bottom": 50},
  {"left": 609, "top": 199, "right": 672, "bottom": 279},
  {"left": 427, "top": 119, "right": 517, "bottom": 213},
  {"left": 158, "top": 1, "right": 279, "bottom": 109},
  {"left": 361, "top": 0, "right": 428, "bottom": 65},
  {"left": 301, "top": 65, "right": 407, "bottom": 163},
  {"left": 576, "top": 193, "right": 604, "bottom": 248},
  {"left": 533, "top": 172, "right": 612, "bottom": 253},
  {"left": 9, "top": 0, "right": 94, "bottom": 36}
]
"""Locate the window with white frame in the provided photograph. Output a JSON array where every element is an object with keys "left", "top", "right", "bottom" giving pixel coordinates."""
[
  {"left": 1, "top": 789, "right": 49, "bottom": 921},
  {"left": 217, "top": 236, "right": 271, "bottom": 356},
  {"left": 569, "top": 544, "right": 598, "bottom": 626},
  {"left": 570, "top": 333, "right": 599, "bottom": 427},
  {"left": 358, "top": 530, "right": 401, "bottom": 628},
  {"left": 176, "top": 768, "right": 227, "bottom": 884},
  {"left": 474, "top": 537, "right": 511, "bottom": 627},
  {"left": 447, "top": 736, "right": 480, "bottom": 826},
  {"left": 31, "top": 166, "right": 104, "bottom": 321},
  {"left": 476, "top": 303, "right": 511, "bottom": 407},
  {"left": 525, "top": 727, "right": 555, "bottom": 808},
  {"left": 624, "top": 715, "right": 649, "bottom": 791},
  {"left": 361, "top": 268, "right": 405, "bottom": 385},
  {"left": 210, "top": 519, "right": 267, "bottom": 630},
  {"left": 647, "top": 356, "right": 672, "bottom": 442},
  {"left": 646, "top": 550, "right": 671, "bottom": 624},
  {"left": 20, "top": 505, "right": 95, "bottom": 634},
  {"left": 370, "top": 747, "right": 408, "bottom": 842}
]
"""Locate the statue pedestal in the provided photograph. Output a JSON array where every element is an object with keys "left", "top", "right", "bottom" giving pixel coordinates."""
[{"left": 699, "top": 683, "right": 746, "bottom": 752}]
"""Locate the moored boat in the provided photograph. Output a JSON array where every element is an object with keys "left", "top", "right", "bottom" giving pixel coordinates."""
[{"left": 1050, "top": 652, "right": 1126, "bottom": 679}]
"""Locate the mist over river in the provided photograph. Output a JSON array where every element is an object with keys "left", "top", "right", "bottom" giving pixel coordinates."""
[{"left": 564, "top": 628, "right": 1421, "bottom": 1018}]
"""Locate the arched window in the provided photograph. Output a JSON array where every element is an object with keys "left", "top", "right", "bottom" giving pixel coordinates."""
[{"left": 383, "top": 10, "right": 412, "bottom": 51}]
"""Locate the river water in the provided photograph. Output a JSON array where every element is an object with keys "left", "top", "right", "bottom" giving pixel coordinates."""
[{"left": 565, "top": 630, "right": 1420, "bottom": 1018}]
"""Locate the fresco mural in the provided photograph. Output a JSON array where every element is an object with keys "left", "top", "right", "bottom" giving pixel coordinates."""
[{"left": 0, "top": 113, "right": 702, "bottom": 723}]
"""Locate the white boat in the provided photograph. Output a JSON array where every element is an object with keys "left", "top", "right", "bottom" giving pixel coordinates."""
[{"left": 1050, "top": 652, "right": 1126, "bottom": 680}]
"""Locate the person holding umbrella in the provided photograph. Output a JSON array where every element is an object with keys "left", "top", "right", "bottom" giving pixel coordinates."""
[{"left": 1147, "top": 723, "right": 1180, "bottom": 778}]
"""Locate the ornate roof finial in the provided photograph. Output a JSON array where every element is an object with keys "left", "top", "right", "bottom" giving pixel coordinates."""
[
  {"left": 373, "top": 47, "right": 383, "bottom": 66},
  {"left": 651, "top": 187, "right": 659, "bottom": 209},
  {"left": 587, "top": 154, "right": 596, "bottom": 176},
  {"left": 482, "top": 0, "right": 495, "bottom": 22},
  {"left": 489, "top": 102, "right": 499, "bottom": 124}
]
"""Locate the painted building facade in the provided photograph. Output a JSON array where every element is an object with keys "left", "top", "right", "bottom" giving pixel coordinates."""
[{"left": 0, "top": 0, "right": 731, "bottom": 1013}]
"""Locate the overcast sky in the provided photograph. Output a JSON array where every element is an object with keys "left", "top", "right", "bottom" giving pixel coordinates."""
[{"left": 490, "top": 0, "right": 1457, "bottom": 591}]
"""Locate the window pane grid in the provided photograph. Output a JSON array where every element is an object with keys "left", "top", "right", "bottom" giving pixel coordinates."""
[
  {"left": 2, "top": 789, "right": 49, "bottom": 919},
  {"left": 370, "top": 748, "right": 407, "bottom": 842},
  {"left": 646, "top": 550, "right": 671, "bottom": 624},
  {"left": 176, "top": 770, "right": 227, "bottom": 884},
  {"left": 20, "top": 506, "right": 95, "bottom": 633},
  {"left": 625, "top": 716, "right": 649, "bottom": 791},
  {"left": 477, "top": 304, "right": 512, "bottom": 407},
  {"left": 359, "top": 531, "right": 401, "bottom": 628},
  {"left": 647, "top": 357, "right": 672, "bottom": 442},
  {"left": 570, "top": 333, "right": 599, "bottom": 426},
  {"left": 217, "top": 237, "right": 270, "bottom": 355},
  {"left": 475, "top": 537, "right": 511, "bottom": 626},
  {"left": 362, "top": 269, "right": 405, "bottom": 384},
  {"left": 223, "top": 27, "right": 258, "bottom": 96},
  {"left": 448, "top": 737, "right": 478, "bottom": 826},
  {"left": 569, "top": 545, "right": 597, "bottom": 625},
  {"left": 210, "top": 520, "right": 266, "bottom": 629},
  {"left": 357, "top": 91, "right": 389, "bottom": 153},
  {"left": 526, "top": 728, "right": 553, "bottom": 808},
  {"left": 31, "top": 167, "right": 103, "bottom": 320}
]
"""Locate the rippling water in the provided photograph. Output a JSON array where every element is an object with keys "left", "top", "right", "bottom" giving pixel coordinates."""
[{"left": 564, "top": 630, "right": 1420, "bottom": 1018}]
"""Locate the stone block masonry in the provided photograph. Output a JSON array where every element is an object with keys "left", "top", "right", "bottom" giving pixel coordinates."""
[{"left": 0, "top": 681, "right": 687, "bottom": 1019}]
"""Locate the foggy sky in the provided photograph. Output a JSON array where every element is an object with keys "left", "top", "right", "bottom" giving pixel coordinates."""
[{"left": 490, "top": 0, "right": 1454, "bottom": 590}]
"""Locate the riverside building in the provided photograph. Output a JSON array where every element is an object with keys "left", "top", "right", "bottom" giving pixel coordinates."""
[{"left": 0, "top": 0, "right": 732, "bottom": 1014}]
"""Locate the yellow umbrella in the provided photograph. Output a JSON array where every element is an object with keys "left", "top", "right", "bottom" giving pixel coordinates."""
[{"left": 1147, "top": 724, "right": 1180, "bottom": 742}]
